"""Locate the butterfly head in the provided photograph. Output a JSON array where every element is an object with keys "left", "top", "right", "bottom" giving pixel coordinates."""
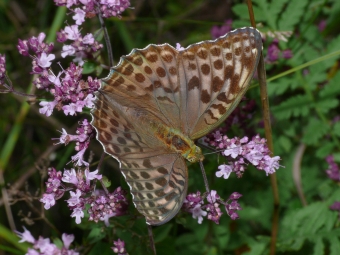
[{"left": 186, "top": 145, "right": 204, "bottom": 163}]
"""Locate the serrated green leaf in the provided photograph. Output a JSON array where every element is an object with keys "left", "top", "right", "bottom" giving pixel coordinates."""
[
  {"left": 329, "top": 236, "right": 340, "bottom": 255},
  {"left": 272, "top": 94, "right": 311, "bottom": 120},
  {"left": 232, "top": 4, "right": 249, "bottom": 20},
  {"left": 315, "top": 143, "right": 335, "bottom": 158},
  {"left": 333, "top": 122, "right": 340, "bottom": 137},
  {"left": 302, "top": 118, "right": 330, "bottom": 145},
  {"left": 316, "top": 98, "right": 339, "bottom": 113},
  {"left": 319, "top": 72, "right": 340, "bottom": 98},
  {"left": 278, "top": 0, "right": 309, "bottom": 31},
  {"left": 313, "top": 238, "right": 324, "bottom": 255}
]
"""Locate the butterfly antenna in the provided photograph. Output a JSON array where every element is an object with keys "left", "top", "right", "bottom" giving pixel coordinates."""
[{"left": 147, "top": 225, "right": 157, "bottom": 255}]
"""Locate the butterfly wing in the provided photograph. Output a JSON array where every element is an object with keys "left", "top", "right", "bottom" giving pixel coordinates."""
[
  {"left": 92, "top": 91, "right": 188, "bottom": 225},
  {"left": 176, "top": 27, "right": 262, "bottom": 139},
  {"left": 100, "top": 43, "right": 181, "bottom": 130}
]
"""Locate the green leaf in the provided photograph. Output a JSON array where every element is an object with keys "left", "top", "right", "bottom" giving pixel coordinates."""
[
  {"left": 87, "top": 227, "right": 106, "bottom": 243},
  {"left": 313, "top": 238, "right": 324, "bottom": 255},
  {"left": 302, "top": 118, "right": 330, "bottom": 145},
  {"left": 315, "top": 142, "right": 335, "bottom": 158},
  {"left": 333, "top": 122, "right": 340, "bottom": 137},
  {"left": 319, "top": 72, "right": 340, "bottom": 98},
  {"left": 329, "top": 236, "right": 340, "bottom": 255},
  {"left": 316, "top": 98, "right": 339, "bottom": 113},
  {"left": 278, "top": 0, "right": 309, "bottom": 30},
  {"left": 154, "top": 224, "right": 173, "bottom": 242},
  {"left": 272, "top": 94, "right": 311, "bottom": 120}
]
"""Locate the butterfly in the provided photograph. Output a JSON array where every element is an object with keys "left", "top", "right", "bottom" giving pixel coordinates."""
[{"left": 91, "top": 27, "right": 262, "bottom": 225}]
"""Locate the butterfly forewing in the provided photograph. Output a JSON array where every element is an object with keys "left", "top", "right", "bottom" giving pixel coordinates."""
[
  {"left": 177, "top": 27, "right": 262, "bottom": 139},
  {"left": 91, "top": 27, "right": 262, "bottom": 226}
]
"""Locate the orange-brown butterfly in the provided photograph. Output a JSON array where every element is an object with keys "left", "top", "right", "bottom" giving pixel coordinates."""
[{"left": 91, "top": 27, "right": 262, "bottom": 225}]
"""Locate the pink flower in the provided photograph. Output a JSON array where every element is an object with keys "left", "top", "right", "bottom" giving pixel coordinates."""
[
  {"left": 71, "top": 148, "right": 89, "bottom": 166},
  {"left": 67, "top": 189, "right": 82, "bottom": 207},
  {"left": 73, "top": 8, "right": 86, "bottom": 25},
  {"left": 64, "top": 25, "right": 80, "bottom": 40},
  {"left": 207, "top": 190, "right": 219, "bottom": 204},
  {"left": 62, "top": 102, "right": 83, "bottom": 115},
  {"left": 83, "top": 33, "right": 94, "bottom": 44},
  {"left": 71, "top": 207, "right": 84, "bottom": 224},
  {"left": 15, "top": 227, "right": 35, "bottom": 243},
  {"left": 216, "top": 164, "right": 232, "bottom": 179},
  {"left": 40, "top": 193, "right": 56, "bottom": 209},
  {"left": 62, "top": 233, "right": 75, "bottom": 249},
  {"left": 37, "top": 52, "right": 55, "bottom": 68},
  {"left": 176, "top": 43, "right": 185, "bottom": 51},
  {"left": 62, "top": 169, "right": 78, "bottom": 185},
  {"left": 83, "top": 94, "right": 95, "bottom": 108},
  {"left": 61, "top": 45, "right": 76, "bottom": 58},
  {"left": 85, "top": 169, "right": 102, "bottom": 184},
  {"left": 39, "top": 100, "right": 57, "bottom": 117},
  {"left": 191, "top": 204, "right": 207, "bottom": 224}
]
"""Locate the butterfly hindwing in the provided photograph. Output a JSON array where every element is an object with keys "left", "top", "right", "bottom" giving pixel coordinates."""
[{"left": 92, "top": 91, "right": 188, "bottom": 226}]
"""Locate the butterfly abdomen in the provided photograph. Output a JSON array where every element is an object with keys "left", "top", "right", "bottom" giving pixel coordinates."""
[{"left": 149, "top": 121, "right": 203, "bottom": 163}]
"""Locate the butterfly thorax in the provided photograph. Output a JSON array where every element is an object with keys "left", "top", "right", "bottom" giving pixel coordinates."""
[{"left": 149, "top": 121, "right": 204, "bottom": 163}]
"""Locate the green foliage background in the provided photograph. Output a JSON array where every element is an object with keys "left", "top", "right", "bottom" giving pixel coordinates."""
[{"left": 1, "top": 0, "right": 340, "bottom": 254}]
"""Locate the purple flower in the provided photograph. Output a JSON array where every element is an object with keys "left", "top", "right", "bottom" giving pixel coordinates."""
[
  {"left": 40, "top": 193, "right": 56, "bottom": 209},
  {"left": 112, "top": 239, "right": 128, "bottom": 255},
  {"left": 211, "top": 19, "right": 232, "bottom": 39},
  {"left": 176, "top": 43, "right": 185, "bottom": 51},
  {"left": 71, "top": 207, "right": 84, "bottom": 224},
  {"left": 61, "top": 45, "right": 76, "bottom": 58},
  {"left": 62, "top": 168, "right": 78, "bottom": 185},
  {"left": 191, "top": 204, "right": 207, "bottom": 224},
  {"left": 85, "top": 169, "right": 102, "bottom": 184},
  {"left": 325, "top": 155, "right": 340, "bottom": 181},
  {"left": 282, "top": 49, "right": 293, "bottom": 59},
  {"left": 267, "top": 40, "right": 280, "bottom": 62},
  {"left": 318, "top": 20, "right": 326, "bottom": 32},
  {"left": 216, "top": 164, "right": 232, "bottom": 179},
  {"left": 15, "top": 227, "right": 35, "bottom": 243},
  {"left": 71, "top": 147, "right": 89, "bottom": 166},
  {"left": 73, "top": 7, "right": 86, "bottom": 25},
  {"left": 67, "top": 189, "right": 82, "bottom": 206},
  {"left": 39, "top": 100, "right": 57, "bottom": 117},
  {"left": 37, "top": 52, "right": 55, "bottom": 68},
  {"left": 62, "top": 233, "right": 75, "bottom": 249},
  {"left": 330, "top": 201, "right": 340, "bottom": 211},
  {"left": 64, "top": 25, "right": 81, "bottom": 40}
]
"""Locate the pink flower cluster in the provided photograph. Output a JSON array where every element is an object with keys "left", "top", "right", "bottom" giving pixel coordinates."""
[
  {"left": 182, "top": 190, "right": 242, "bottom": 224},
  {"left": 325, "top": 155, "right": 340, "bottom": 181},
  {"left": 41, "top": 63, "right": 100, "bottom": 116},
  {"left": 54, "top": 0, "right": 130, "bottom": 19},
  {"left": 266, "top": 39, "right": 292, "bottom": 63},
  {"left": 111, "top": 238, "right": 128, "bottom": 255},
  {"left": 56, "top": 119, "right": 94, "bottom": 166},
  {"left": 16, "top": 228, "right": 78, "bottom": 255},
  {"left": 40, "top": 165, "right": 128, "bottom": 225},
  {"left": 16, "top": 32, "right": 100, "bottom": 117},
  {"left": 204, "top": 131, "right": 281, "bottom": 178},
  {"left": 17, "top": 33, "right": 55, "bottom": 90},
  {"left": 88, "top": 187, "right": 128, "bottom": 225},
  {"left": 57, "top": 24, "right": 103, "bottom": 65}
]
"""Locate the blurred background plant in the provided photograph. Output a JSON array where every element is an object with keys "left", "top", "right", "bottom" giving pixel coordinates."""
[{"left": 1, "top": 0, "right": 340, "bottom": 254}]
